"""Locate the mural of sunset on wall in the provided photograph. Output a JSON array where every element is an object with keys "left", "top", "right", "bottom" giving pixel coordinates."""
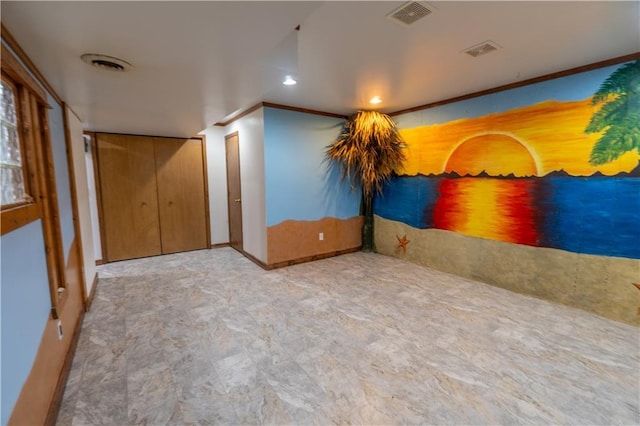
[{"left": 375, "top": 60, "right": 640, "bottom": 259}]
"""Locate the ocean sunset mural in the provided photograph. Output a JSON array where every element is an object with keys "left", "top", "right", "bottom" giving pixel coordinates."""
[{"left": 375, "top": 60, "right": 640, "bottom": 259}]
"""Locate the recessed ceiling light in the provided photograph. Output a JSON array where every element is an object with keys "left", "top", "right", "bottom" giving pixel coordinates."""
[
  {"left": 81, "top": 54, "right": 132, "bottom": 72},
  {"left": 282, "top": 75, "right": 297, "bottom": 85},
  {"left": 370, "top": 96, "right": 382, "bottom": 104}
]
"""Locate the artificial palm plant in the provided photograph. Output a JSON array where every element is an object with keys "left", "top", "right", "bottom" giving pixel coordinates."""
[{"left": 326, "top": 110, "right": 406, "bottom": 251}]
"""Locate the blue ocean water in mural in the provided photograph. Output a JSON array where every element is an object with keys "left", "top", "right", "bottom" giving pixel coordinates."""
[
  {"left": 374, "top": 175, "right": 441, "bottom": 229},
  {"left": 374, "top": 175, "right": 640, "bottom": 259}
]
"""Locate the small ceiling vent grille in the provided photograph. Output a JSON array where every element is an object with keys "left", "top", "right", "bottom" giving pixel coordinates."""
[
  {"left": 463, "top": 41, "right": 501, "bottom": 58},
  {"left": 388, "top": 2, "right": 433, "bottom": 26},
  {"left": 81, "top": 54, "right": 133, "bottom": 72}
]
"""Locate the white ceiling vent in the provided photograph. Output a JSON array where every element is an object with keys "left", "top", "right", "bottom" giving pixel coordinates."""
[
  {"left": 387, "top": 2, "right": 434, "bottom": 26},
  {"left": 81, "top": 54, "right": 133, "bottom": 72},
  {"left": 463, "top": 41, "right": 501, "bottom": 58}
]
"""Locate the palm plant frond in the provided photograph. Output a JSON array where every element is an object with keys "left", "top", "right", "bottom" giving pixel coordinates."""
[{"left": 326, "top": 110, "right": 406, "bottom": 198}]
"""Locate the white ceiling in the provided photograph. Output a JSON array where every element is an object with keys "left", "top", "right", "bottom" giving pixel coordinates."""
[{"left": 2, "top": 1, "right": 639, "bottom": 137}]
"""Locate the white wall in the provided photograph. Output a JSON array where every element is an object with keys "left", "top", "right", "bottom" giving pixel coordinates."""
[
  {"left": 66, "top": 106, "right": 97, "bottom": 296},
  {"left": 222, "top": 109, "right": 267, "bottom": 262},
  {"left": 200, "top": 126, "right": 229, "bottom": 246},
  {"left": 84, "top": 136, "right": 102, "bottom": 261}
]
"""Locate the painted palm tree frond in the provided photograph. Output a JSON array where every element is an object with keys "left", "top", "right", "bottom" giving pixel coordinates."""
[
  {"left": 589, "top": 113, "right": 640, "bottom": 165},
  {"left": 586, "top": 60, "right": 640, "bottom": 165},
  {"left": 591, "top": 61, "right": 640, "bottom": 105},
  {"left": 585, "top": 96, "right": 627, "bottom": 133}
]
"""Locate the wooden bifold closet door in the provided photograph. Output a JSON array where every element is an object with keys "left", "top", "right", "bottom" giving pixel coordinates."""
[
  {"left": 97, "top": 134, "right": 161, "bottom": 261},
  {"left": 97, "top": 133, "right": 209, "bottom": 262},
  {"left": 154, "top": 137, "right": 208, "bottom": 254}
]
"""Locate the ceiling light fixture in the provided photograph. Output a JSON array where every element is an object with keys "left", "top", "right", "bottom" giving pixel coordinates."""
[
  {"left": 282, "top": 75, "right": 297, "bottom": 86},
  {"left": 370, "top": 96, "right": 382, "bottom": 104},
  {"left": 81, "top": 54, "right": 133, "bottom": 72}
]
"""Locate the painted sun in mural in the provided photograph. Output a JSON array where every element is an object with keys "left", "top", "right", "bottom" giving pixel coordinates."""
[{"left": 445, "top": 134, "right": 539, "bottom": 177}]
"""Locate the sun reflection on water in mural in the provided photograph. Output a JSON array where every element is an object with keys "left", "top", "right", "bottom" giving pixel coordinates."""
[{"left": 434, "top": 178, "right": 538, "bottom": 246}]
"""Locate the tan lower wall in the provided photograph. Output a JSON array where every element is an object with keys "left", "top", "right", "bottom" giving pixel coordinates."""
[
  {"left": 375, "top": 215, "right": 640, "bottom": 326},
  {"left": 268, "top": 216, "right": 363, "bottom": 266},
  {"left": 9, "top": 238, "right": 85, "bottom": 425}
]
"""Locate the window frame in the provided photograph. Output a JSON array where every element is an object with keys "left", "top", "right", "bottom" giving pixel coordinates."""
[
  {"left": 1, "top": 76, "right": 33, "bottom": 209},
  {"left": 1, "top": 43, "right": 67, "bottom": 318},
  {"left": 0, "top": 78, "right": 41, "bottom": 232},
  {"left": 1, "top": 45, "right": 47, "bottom": 235}
]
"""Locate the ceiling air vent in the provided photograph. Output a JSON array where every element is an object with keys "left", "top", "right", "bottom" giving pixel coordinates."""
[
  {"left": 81, "top": 54, "right": 133, "bottom": 72},
  {"left": 463, "top": 41, "right": 501, "bottom": 58},
  {"left": 387, "top": 2, "right": 434, "bottom": 26}
]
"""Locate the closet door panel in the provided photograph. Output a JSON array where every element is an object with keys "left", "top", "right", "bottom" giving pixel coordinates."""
[
  {"left": 155, "top": 138, "right": 208, "bottom": 254},
  {"left": 97, "top": 133, "right": 162, "bottom": 261}
]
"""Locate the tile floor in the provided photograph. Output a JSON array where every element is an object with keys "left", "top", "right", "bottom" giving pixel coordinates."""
[{"left": 57, "top": 248, "right": 639, "bottom": 425}]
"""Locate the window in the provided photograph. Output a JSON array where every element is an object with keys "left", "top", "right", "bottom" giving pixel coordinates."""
[
  {"left": 1, "top": 77, "right": 31, "bottom": 207},
  {"left": 1, "top": 43, "right": 47, "bottom": 235},
  {"left": 0, "top": 70, "right": 40, "bottom": 234}
]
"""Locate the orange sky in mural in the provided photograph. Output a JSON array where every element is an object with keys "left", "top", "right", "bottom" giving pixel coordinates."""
[
  {"left": 446, "top": 134, "right": 538, "bottom": 177},
  {"left": 398, "top": 99, "right": 640, "bottom": 177}
]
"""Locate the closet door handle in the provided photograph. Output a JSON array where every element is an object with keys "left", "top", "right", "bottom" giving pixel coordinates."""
[
  {"left": 140, "top": 201, "right": 147, "bottom": 207},
  {"left": 168, "top": 201, "right": 174, "bottom": 206},
  {"left": 234, "top": 199, "right": 241, "bottom": 203}
]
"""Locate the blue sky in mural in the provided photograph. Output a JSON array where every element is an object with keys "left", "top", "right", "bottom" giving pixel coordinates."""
[
  {"left": 395, "top": 64, "right": 620, "bottom": 128},
  {"left": 263, "top": 107, "right": 360, "bottom": 227}
]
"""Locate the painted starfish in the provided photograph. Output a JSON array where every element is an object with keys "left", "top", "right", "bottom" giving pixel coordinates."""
[{"left": 396, "top": 234, "right": 410, "bottom": 254}]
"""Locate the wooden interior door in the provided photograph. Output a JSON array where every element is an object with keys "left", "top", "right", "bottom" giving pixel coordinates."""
[
  {"left": 225, "top": 132, "right": 243, "bottom": 252},
  {"left": 96, "top": 133, "right": 161, "bottom": 261},
  {"left": 155, "top": 137, "right": 208, "bottom": 254}
]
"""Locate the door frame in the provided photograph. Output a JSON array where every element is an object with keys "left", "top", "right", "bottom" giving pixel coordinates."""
[{"left": 225, "top": 131, "right": 243, "bottom": 252}]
